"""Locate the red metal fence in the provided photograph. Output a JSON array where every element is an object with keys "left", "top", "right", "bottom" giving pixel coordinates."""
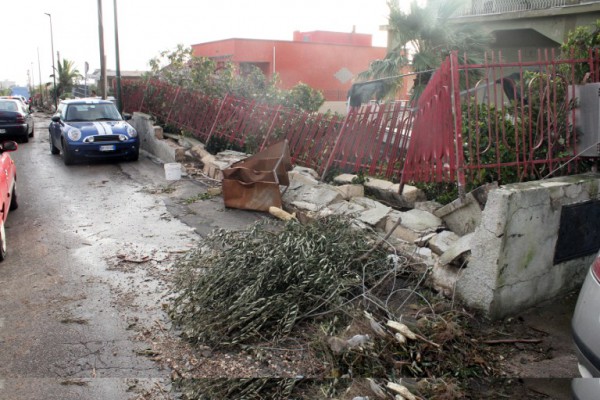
[
  {"left": 121, "top": 49, "right": 599, "bottom": 191},
  {"left": 121, "top": 79, "right": 414, "bottom": 180},
  {"left": 401, "top": 49, "right": 600, "bottom": 194}
]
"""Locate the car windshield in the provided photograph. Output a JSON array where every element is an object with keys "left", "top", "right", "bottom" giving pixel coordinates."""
[{"left": 65, "top": 103, "right": 122, "bottom": 122}]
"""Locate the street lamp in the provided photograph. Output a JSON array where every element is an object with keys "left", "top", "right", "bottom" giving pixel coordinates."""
[{"left": 44, "top": 12, "right": 57, "bottom": 110}]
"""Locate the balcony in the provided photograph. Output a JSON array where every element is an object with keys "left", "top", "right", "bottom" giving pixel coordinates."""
[{"left": 456, "top": 0, "right": 599, "bottom": 17}]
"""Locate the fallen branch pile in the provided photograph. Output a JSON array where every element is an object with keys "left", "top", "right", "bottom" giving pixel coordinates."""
[{"left": 169, "top": 216, "right": 392, "bottom": 347}]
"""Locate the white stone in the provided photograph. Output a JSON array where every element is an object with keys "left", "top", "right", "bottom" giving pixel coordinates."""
[
  {"left": 350, "top": 197, "right": 387, "bottom": 210},
  {"left": 358, "top": 206, "right": 392, "bottom": 228},
  {"left": 325, "top": 201, "right": 366, "bottom": 217},
  {"left": 288, "top": 170, "right": 319, "bottom": 188},
  {"left": 428, "top": 230, "right": 461, "bottom": 256},
  {"left": 282, "top": 184, "right": 344, "bottom": 211},
  {"left": 414, "top": 232, "right": 437, "bottom": 247},
  {"left": 439, "top": 233, "right": 474, "bottom": 265},
  {"left": 292, "top": 166, "right": 320, "bottom": 179},
  {"left": 429, "top": 263, "right": 462, "bottom": 298},
  {"left": 291, "top": 201, "right": 320, "bottom": 212},
  {"left": 334, "top": 184, "right": 364, "bottom": 200},
  {"left": 333, "top": 173, "right": 357, "bottom": 185},
  {"left": 398, "top": 209, "right": 444, "bottom": 232},
  {"left": 364, "top": 178, "right": 394, "bottom": 191}
]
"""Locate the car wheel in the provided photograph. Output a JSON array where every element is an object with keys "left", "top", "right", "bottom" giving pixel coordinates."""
[
  {"left": 9, "top": 181, "right": 17, "bottom": 211},
  {"left": 20, "top": 133, "right": 29, "bottom": 143},
  {"left": 62, "top": 139, "right": 75, "bottom": 165},
  {"left": 50, "top": 134, "right": 60, "bottom": 155},
  {"left": 128, "top": 149, "right": 139, "bottom": 162},
  {"left": 0, "top": 220, "right": 7, "bottom": 262}
]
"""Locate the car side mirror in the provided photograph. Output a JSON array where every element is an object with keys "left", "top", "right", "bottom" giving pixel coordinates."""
[
  {"left": 123, "top": 113, "right": 132, "bottom": 121},
  {"left": 51, "top": 115, "right": 61, "bottom": 123},
  {"left": 1, "top": 141, "right": 18, "bottom": 152}
]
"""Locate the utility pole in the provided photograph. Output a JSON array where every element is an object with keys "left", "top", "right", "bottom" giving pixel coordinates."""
[
  {"left": 37, "top": 47, "right": 43, "bottom": 104},
  {"left": 44, "top": 13, "right": 57, "bottom": 110},
  {"left": 114, "top": 0, "right": 122, "bottom": 112},
  {"left": 97, "top": 0, "right": 107, "bottom": 99}
]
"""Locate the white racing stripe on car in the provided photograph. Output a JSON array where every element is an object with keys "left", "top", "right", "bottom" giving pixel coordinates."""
[{"left": 92, "top": 122, "right": 114, "bottom": 135}]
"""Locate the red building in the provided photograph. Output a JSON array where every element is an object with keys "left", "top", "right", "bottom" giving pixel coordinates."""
[{"left": 191, "top": 31, "right": 387, "bottom": 101}]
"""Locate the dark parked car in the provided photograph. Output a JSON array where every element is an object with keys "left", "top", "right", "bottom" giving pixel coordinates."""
[
  {"left": 0, "top": 99, "right": 34, "bottom": 143},
  {"left": 48, "top": 98, "right": 139, "bottom": 165},
  {"left": 572, "top": 250, "right": 600, "bottom": 378}
]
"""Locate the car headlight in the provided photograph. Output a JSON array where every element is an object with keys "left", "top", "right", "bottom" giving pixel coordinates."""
[
  {"left": 127, "top": 125, "right": 138, "bottom": 138},
  {"left": 67, "top": 128, "right": 82, "bottom": 141}
]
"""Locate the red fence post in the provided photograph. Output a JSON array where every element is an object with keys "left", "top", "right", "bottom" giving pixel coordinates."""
[
  {"left": 320, "top": 111, "right": 351, "bottom": 181},
  {"left": 260, "top": 105, "right": 282, "bottom": 151},
  {"left": 450, "top": 51, "right": 466, "bottom": 197},
  {"left": 206, "top": 93, "right": 229, "bottom": 144}
]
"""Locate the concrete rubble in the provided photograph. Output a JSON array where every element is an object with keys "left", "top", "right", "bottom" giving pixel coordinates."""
[
  {"left": 189, "top": 141, "right": 476, "bottom": 298},
  {"left": 133, "top": 112, "right": 600, "bottom": 318}
]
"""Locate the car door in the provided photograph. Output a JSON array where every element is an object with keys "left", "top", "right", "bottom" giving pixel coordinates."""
[{"left": 0, "top": 151, "right": 10, "bottom": 222}]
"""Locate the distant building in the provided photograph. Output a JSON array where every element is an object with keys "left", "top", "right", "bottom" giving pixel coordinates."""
[
  {"left": 89, "top": 69, "right": 146, "bottom": 95},
  {"left": 191, "top": 30, "right": 389, "bottom": 102}
]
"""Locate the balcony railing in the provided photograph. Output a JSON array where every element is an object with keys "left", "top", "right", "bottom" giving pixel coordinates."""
[{"left": 454, "top": 0, "right": 594, "bottom": 17}]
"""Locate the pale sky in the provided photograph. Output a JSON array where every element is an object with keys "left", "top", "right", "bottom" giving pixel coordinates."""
[{"left": 1, "top": 0, "right": 391, "bottom": 87}]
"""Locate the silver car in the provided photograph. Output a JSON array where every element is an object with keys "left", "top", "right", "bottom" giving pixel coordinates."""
[{"left": 572, "top": 251, "right": 600, "bottom": 378}]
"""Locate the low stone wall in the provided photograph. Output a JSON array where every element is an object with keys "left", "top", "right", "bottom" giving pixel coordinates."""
[
  {"left": 457, "top": 173, "right": 600, "bottom": 319},
  {"left": 131, "top": 112, "right": 179, "bottom": 163}
]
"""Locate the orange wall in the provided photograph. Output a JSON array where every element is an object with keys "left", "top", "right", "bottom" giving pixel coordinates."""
[{"left": 192, "top": 38, "right": 387, "bottom": 101}]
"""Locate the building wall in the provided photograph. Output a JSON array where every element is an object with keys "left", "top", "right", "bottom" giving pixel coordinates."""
[
  {"left": 457, "top": 173, "right": 600, "bottom": 318},
  {"left": 192, "top": 38, "right": 387, "bottom": 101}
]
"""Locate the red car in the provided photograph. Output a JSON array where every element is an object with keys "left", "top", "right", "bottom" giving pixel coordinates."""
[{"left": 0, "top": 140, "right": 18, "bottom": 260}]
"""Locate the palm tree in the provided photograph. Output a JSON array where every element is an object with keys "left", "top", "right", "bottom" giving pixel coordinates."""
[
  {"left": 56, "top": 59, "right": 81, "bottom": 99},
  {"left": 359, "top": 0, "right": 491, "bottom": 101}
]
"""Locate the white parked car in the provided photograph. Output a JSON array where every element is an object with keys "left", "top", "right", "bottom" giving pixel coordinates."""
[{"left": 572, "top": 250, "right": 600, "bottom": 378}]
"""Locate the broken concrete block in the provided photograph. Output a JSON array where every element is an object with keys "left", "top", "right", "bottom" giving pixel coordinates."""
[
  {"left": 414, "top": 232, "right": 437, "bottom": 247},
  {"left": 439, "top": 232, "right": 474, "bottom": 266},
  {"left": 358, "top": 205, "right": 392, "bottom": 228},
  {"left": 282, "top": 184, "right": 344, "bottom": 211},
  {"left": 289, "top": 170, "right": 320, "bottom": 188},
  {"left": 291, "top": 200, "right": 320, "bottom": 212},
  {"left": 429, "top": 263, "right": 462, "bottom": 298},
  {"left": 364, "top": 178, "right": 395, "bottom": 192},
  {"left": 398, "top": 209, "right": 444, "bottom": 232},
  {"left": 190, "top": 144, "right": 211, "bottom": 160},
  {"left": 154, "top": 125, "right": 164, "bottom": 140},
  {"left": 428, "top": 230, "right": 461, "bottom": 256},
  {"left": 350, "top": 197, "right": 387, "bottom": 210},
  {"left": 394, "top": 184, "right": 427, "bottom": 207},
  {"left": 386, "top": 212, "right": 418, "bottom": 243},
  {"left": 333, "top": 173, "right": 357, "bottom": 185},
  {"left": 325, "top": 201, "right": 366, "bottom": 217},
  {"left": 434, "top": 182, "right": 498, "bottom": 236},
  {"left": 292, "top": 166, "right": 319, "bottom": 179},
  {"left": 414, "top": 200, "right": 443, "bottom": 214},
  {"left": 362, "top": 180, "right": 426, "bottom": 209},
  {"left": 334, "top": 184, "right": 364, "bottom": 200}
]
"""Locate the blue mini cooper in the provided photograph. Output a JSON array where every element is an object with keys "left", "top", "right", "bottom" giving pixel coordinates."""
[{"left": 48, "top": 98, "right": 139, "bottom": 165}]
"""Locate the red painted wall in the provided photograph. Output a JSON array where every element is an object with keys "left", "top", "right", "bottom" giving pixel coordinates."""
[{"left": 192, "top": 37, "right": 388, "bottom": 101}]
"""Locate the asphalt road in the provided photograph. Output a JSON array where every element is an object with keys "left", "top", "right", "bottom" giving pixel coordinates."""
[{"left": 0, "top": 113, "right": 262, "bottom": 399}]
